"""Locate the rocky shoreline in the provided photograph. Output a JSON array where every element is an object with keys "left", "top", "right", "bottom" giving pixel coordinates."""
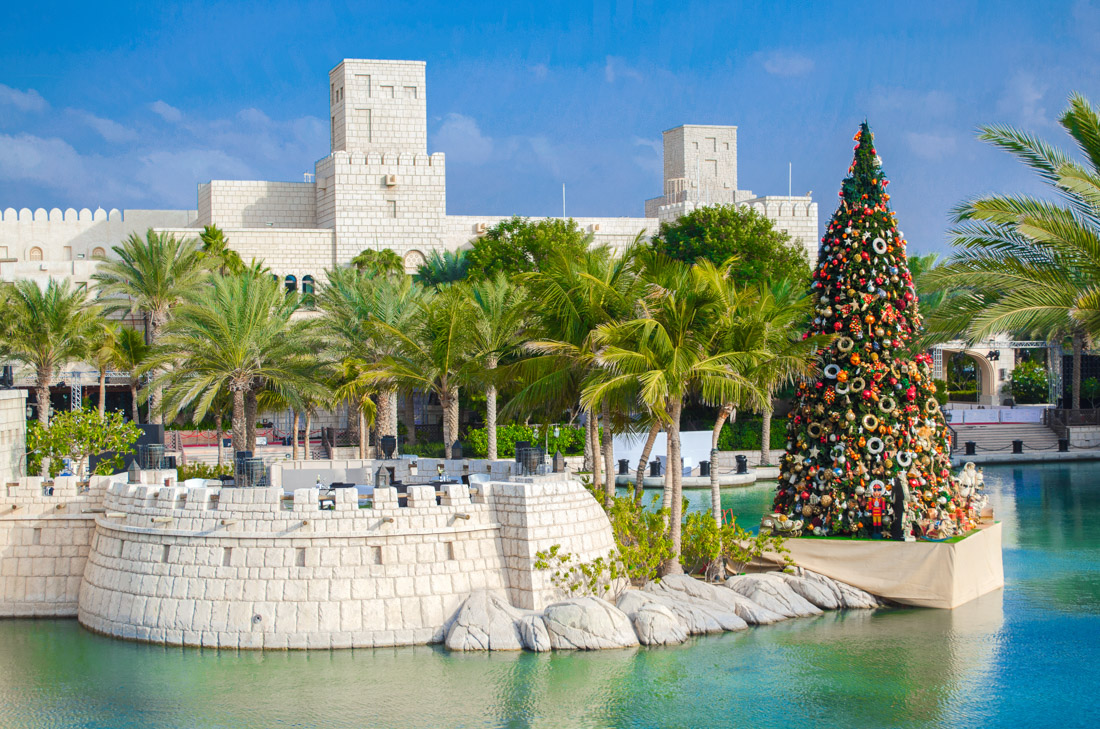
[{"left": 445, "top": 568, "right": 882, "bottom": 652}]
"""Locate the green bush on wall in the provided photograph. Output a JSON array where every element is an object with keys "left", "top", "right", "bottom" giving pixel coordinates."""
[
  {"left": 1010, "top": 360, "right": 1049, "bottom": 404},
  {"left": 716, "top": 418, "right": 786, "bottom": 451},
  {"left": 463, "top": 424, "right": 588, "bottom": 458}
]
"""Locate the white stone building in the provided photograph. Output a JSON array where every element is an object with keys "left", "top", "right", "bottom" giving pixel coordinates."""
[{"left": 0, "top": 58, "right": 817, "bottom": 293}]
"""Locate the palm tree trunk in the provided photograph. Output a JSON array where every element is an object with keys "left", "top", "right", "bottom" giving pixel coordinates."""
[
  {"left": 130, "top": 379, "right": 140, "bottom": 423},
  {"left": 97, "top": 368, "right": 106, "bottom": 419},
  {"left": 304, "top": 410, "right": 313, "bottom": 460},
  {"left": 384, "top": 388, "right": 398, "bottom": 438},
  {"left": 1073, "top": 330, "right": 1083, "bottom": 410},
  {"left": 486, "top": 356, "right": 498, "bottom": 461},
  {"left": 635, "top": 421, "right": 660, "bottom": 505},
  {"left": 710, "top": 404, "right": 734, "bottom": 528},
  {"left": 663, "top": 398, "right": 685, "bottom": 576},
  {"left": 359, "top": 407, "right": 367, "bottom": 459},
  {"left": 601, "top": 400, "right": 614, "bottom": 507},
  {"left": 402, "top": 393, "right": 417, "bottom": 446},
  {"left": 590, "top": 408, "right": 603, "bottom": 494},
  {"left": 442, "top": 386, "right": 459, "bottom": 459},
  {"left": 148, "top": 309, "right": 167, "bottom": 425},
  {"left": 231, "top": 388, "right": 247, "bottom": 455},
  {"left": 760, "top": 401, "right": 774, "bottom": 467},
  {"left": 292, "top": 410, "right": 300, "bottom": 461},
  {"left": 245, "top": 390, "right": 258, "bottom": 452},
  {"left": 36, "top": 377, "right": 50, "bottom": 478},
  {"left": 216, "top": 416, "right": 224, "bottom": 468},
  {"left": 346, "top": 399, "right": 360, "bottom": 452},
  {"left": 583, "top": 415, "right": 594, "bottom": 472}
]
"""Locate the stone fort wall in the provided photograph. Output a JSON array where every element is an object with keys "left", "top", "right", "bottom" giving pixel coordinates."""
[{"left": 72, "top": 475, "right": 614, "bottom": 649}]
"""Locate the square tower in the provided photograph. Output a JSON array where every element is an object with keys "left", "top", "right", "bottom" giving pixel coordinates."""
[
  {"left": 329, "top": 59, "right": 427, "bottom": 154},
  {"left": 663, "top": 125, "right": 738, "bottom": 197}
]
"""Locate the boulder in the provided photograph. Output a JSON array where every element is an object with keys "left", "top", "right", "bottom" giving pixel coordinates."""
[
  {"left": 725, "top": 573, "right": 823, "bottom": 618},
  {"left": 444, "top": 591, "right": 525, "bottom": 651},
  {"left": 639, "top": 582, "right": 748, "bottom": 634},
  {"left": 543, "top": 596, "right": 640, "bottom": 650},
  {"left": 616, "top": 591, "right": 688, "bottom": 646},
  {"left": 797, "top": 569, "right": 881, "bottom": 609},
  {"left": 517, "top": 614, "right": 552, "bottom": 652},
  {"left": 775, "top": 572, "right": 841, "bottom": 610},
  {"left": 651, "top": 574, "right": 786, "bottom": 625}
]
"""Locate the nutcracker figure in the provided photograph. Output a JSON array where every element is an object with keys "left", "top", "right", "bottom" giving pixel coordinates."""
[{"left": 870, "top": 481, "right": 886, "bottom": 538}]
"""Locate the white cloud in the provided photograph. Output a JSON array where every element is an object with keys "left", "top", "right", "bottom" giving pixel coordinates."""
[
  {"left": 72, "top": 110, "right": 137, "bottom": 143},
  {"left": 905, "top": 131, "right": 958, "bottom": 160},
  {"left": 761, "top": 51, "right": 814, "bottom": 77},
  {"left": 869, "top": 88, "right": 956, "bottom": 118},
  {"left": 433, "top": 113, "right": 493, "bottom": 165},
  {"left": 530, "top": 63, "right": 549, "bottom": 80},
  {"left": 996, "top": 72, "right": 1049, "bottom": 128},
  {"left": 0, "top": 84, "right": 48, "bottom": 113},
  {"left": 604, "top": 56, "right": 644, "bottom": 83},
  {"left": 632, "top": 136, "right": 662, "bottom": 177},
  {"left": 150, "top": 100, "right": 183, "bottom": 123},
  {"left": 0, "top": 132, "right": 140, "bottom": 200},
  {"left": 135, "top": 148, "right": 255, "bottom": 203}
]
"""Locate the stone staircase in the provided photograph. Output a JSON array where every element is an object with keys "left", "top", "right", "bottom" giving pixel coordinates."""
[{"left": 949, "top": 423, "right": 1061, "bottom": 455}]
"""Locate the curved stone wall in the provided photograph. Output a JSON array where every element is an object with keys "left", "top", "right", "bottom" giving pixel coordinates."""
[{"left": 77, "top": 476, "right": 616, "bottom": 649}]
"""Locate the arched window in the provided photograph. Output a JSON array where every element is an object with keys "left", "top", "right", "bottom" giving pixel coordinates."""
[
  {"left": 91, "top": 247, "right": 107, "bottom": 260},
  {"left": 28, "top": 247, "right": 42, "bottom": 261},
  {"left": 285, "top": 274, "right": 297, "bottom": 293},
  {"left": 301, "top": 275, "right": 315, "bottom": 295}
]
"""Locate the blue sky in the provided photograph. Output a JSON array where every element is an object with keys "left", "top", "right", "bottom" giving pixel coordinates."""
[{"left": 1, "top": 1, "right": 1097, "bottom": 255}]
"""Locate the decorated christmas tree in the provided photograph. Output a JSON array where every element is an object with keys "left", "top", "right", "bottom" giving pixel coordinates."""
[{"left": 772, "top": 122, "right": 981, "bottom": 540}]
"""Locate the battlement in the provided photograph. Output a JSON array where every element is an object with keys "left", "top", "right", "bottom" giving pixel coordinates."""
[{"left": 1, "top": 207, "right": 122, "bottom": 223}]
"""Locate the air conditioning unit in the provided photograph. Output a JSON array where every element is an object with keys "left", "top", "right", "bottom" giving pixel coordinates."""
[
  {"left": 475, "top": 222, "right": 487, "bottom": 234},
  {"left": 385, "top": 174, "right": 398, "bottom": 187},
  {"left": 589, "top": 223, "right": 601, "bottom": 233}
]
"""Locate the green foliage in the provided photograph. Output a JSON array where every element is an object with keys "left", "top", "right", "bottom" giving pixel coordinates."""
[
  {"left": 198, "top": 225, "right": 245, "bottom": 275},
  {"left": 1084, "top": 377, "right": 1100, "bottom": 408},
  {"left": 716, "top": 418, "right": 786, "bottom": 451},
  {"left": 463, "top": 423, "right": 587, "bottom": 458},
  {"left": 651, "top": 204, "right": 810, "bottom": 287},
  {"left": 464, "top": 217, "right": 590, "bottom": 280},
  {"left": 177, "top": 462, "right": 233, "bottom": 480},
  {"left": 605, "top": 494, "right": 674, "bottom": 584},
  {"left": 1011, "top": 360, "right": 1049, "bottom": 404},
  {"left": 680, "top": 508, "right": 792, "bottom": 575},
  {"left": 351, "top": 248, "right": 405, "bottom": 276},
  {"left": 27, "top": 408, "right": 141, "bottom": 480},
  {"left": 932, "top": 379, "right": 951, "bottom": 406},
  {"left": 948, "top": 388, "right": 978, "bottom": 402},
  {"left": 414, "top": 250, "right": 469, "bottom": 288},
  {"left": 400, "top": 441, "right": 447, "bottom": 458},
  {"left": 534, "top": 544, "right": 621, "bottom": 597},
  {"left": 92, "top": 453, "right": 126, "bottom": 476}
]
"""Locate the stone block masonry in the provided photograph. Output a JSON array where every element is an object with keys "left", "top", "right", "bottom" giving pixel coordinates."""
[{"left": 73, "top": 474, "right": 616, "bottom": 649}]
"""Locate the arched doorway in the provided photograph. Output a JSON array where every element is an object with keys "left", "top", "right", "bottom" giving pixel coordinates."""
[{"left": 942, "top": 350, "right": 999, "bottom": 405}]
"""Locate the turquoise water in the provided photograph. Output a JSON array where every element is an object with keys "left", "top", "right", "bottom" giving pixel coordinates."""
[{"left": 1, "top": 463, "right": 1098, "bottom": 728}]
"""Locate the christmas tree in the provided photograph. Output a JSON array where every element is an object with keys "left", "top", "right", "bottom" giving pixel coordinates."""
[{"left": 773, "top": 122, "right": 978, "bottom": 540}]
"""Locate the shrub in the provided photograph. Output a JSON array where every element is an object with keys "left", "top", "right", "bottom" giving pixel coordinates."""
[
  {"left": 401, "top": 441, "right": 447, "bottom": 458},
  {"left": 178, "top": 462, "right": 233, "bottom": 480},
  {"left": 932, "top": 379, "right": 950, "bottom": 406},
  {"left": 463, "top": 423, "right": 587, "bottom": 458},
  {"left": 680, "top": 508, "right": 792, "bottom": 577},
  {"left": 716, "top": 418, "right": 785, "bottom": 451},
  {"left": 26, "top": 408, "right": 141, "bottom": 480},
  {"left": 1011, "top": 360, "right": 1049, "bottom": 404}
]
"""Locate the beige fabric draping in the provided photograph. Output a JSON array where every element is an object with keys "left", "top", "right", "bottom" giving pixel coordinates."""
[{"left": 775, "top": 522, "right": 1004, "bottom": 609}]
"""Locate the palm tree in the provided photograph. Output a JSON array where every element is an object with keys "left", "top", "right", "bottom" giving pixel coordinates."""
[
  {"left": 583, "top": 259, "right": 759, "bottom": 571},
  {"left": 927, "top": 93, "right": 1100, "bottom": 409},
  {"left": 93, "top": 228, "right": 209, "bottom": 423},
  {"left": 146, "top": 272, "right": 321, "bottom": 453},
  {"left": 86, "top": 322, "right": 118, "bottom": 418},
  {"left": 0, "top": 279, "right": 98, "bottom": 475},
  {"left": 510, "top": 242, "right": 641, "bottom": 498},
  {"left": 365, "top": 286, "right": 472, "bottom": 458},
  {"left": 351, "top": 247, "right": 405, "bottom": 276},
  {"left": 109, "top": 325, "right": 149, "bottom": 423},
  {"left": 465, "top": 274, "right": 529, "bottom": 460},
  {"left": 414, "top": 249, "right": 469, "bottom": 288},
  {"left": 198, "top": 225, "right": 245, "bottom": 275}
]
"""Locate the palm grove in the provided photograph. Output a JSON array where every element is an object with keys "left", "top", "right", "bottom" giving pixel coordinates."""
[{"left": 5, "top": 92, "right": 1100, "bottom": 571}]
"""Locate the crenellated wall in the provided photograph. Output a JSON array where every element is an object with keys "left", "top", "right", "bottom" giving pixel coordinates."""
[{"left": 73, "top": 474, "right": 616, "bottom": 649}]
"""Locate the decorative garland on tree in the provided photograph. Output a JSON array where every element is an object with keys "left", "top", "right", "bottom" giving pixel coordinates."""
[{"left": 772, "top": 122, "right": 983, "bottom": 540}]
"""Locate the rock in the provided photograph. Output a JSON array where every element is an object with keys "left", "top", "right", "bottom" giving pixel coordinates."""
[
  {"left": 444, "top": 591, "right": 524, "bottom": 651},
  {"left": 775, "top": 572, "right": 841, "bottom": 610},
  {"left": 725, "top": 573, "right": 823, "bottom": 618},
  {"left": 650, "top": 574, "right": 786, "bottom": 625},
  {"left": 543, "top": 596, "right": 640, "bottom": 650},
  {"left": 616, "top": 591, "right": 688, "bottom": 645},
  {"left": 517, "top": 614, "right": 552, "bottom": 652},
  {"left": 639, "top": 582, "right": 748, "bottom": 634},
  {"left": 797, "top": 569, "right": 881, "bottom": 609}
]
